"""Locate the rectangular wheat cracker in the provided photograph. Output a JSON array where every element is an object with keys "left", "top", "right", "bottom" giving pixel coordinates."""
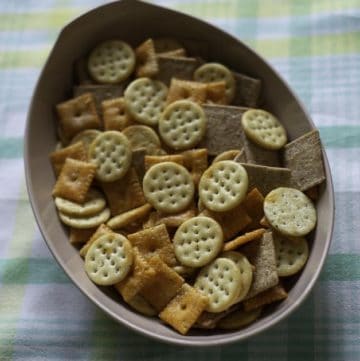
[{"left": 232, "top": 71, "right": 262, "bottom": 108}]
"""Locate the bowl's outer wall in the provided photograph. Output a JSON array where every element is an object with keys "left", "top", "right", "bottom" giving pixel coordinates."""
[{"left": 25, "top": 0, "right": 334, "bottom": 346}]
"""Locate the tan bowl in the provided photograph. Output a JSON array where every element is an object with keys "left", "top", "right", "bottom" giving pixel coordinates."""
[{"left": 24, "top": 0, "right": 334, "bottom": 346}]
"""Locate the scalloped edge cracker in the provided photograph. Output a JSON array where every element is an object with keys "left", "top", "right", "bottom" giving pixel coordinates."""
[
  {"left": 232, "top": 71, "right": 262, "bottom": 108},
  {"left": 197, "top": 104, "right": 248, "bottom": 156},
  {"left": 283, "top": 129, "right": 326, "bottom": 191}
]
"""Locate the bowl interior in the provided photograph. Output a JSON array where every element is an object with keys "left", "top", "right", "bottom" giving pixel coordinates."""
[{"left": 25, "top": 0, "right": 334, "bottom": 346}]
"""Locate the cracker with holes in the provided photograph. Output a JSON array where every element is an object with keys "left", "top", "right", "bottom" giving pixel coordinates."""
[
  {"left": 87, "top": 40, "right": 135, "bottom": 84},
  {"left": 143, "top": 162, "right": 195, "bottom": 214},
  {"left": 213, "top": 149, "right": 243, "bottom": 163},
  {"left": 173, "top": 216, "right": 223, "bottom": 268},
  {"left": 80, "top": 223, "right": 113, "bottom": 257},
  {"left": 127, "top": 223, "right": 176, "bottom": 266},
  {"left": 101, "top": 167, "right": 145, "bottom": 216},
  {"left": 283, "top": 129, "right": 326, "bottom": 191},
  {"left": 144, "top": 154, "right": 185, "bottom": 171},
  {"left": 221, "top": 251, "right": 253, "bottom": 303},
  {"left": 50, "top": 141, "right": 87, "bottom": 176},
  {"left": 182, "top": 148, "right": 208, "bottom": 186},
  {"left": 194, "top": 63, "right": 236, "bottom": 103},
  {"left": 159, "top": 100, "right": 207, "bottom": 150},
  {"left": 56, "top": 93, "right": 101, "bottom": 141},
  {"left": 166, "top": 78, "right": 207, "bottom": 104},
  {"left": 73, "top": 84, "right": 126, "bottom": 115},
  {"left": 199, "top": 160, "right": 248, "bottom": 212},
  {"left": 159, "top": 283, "right": 208, "bottom": 335},
  {"left": 55, "top": 188, "right": 106, "bottom": 217},
  {"left": 102, "top": 97, "right": 134, "bottom": 131},
  {"left": 242, "top": 109, "right": 287, "bottom": 150},
  {"left": 242, "top": 231, "right": 279, "bottom": 298},
  {"left": 52, "top": 158, "right": 96, "bottom": 203},
  {"left": 200, "top": 203, "right": 252, "bottom": 241},
  {"left": 243, "top": 188, "right": 265, "bottom": 230},
  {"left": 88, "top": 131, "right": 132, "bottom": 182},
  {"left": 223, "top": 228, "right": 266, "bottom": 252},
  {"left": 115, "top": 247, "right": 156, "bottom": 302},
  {"left": 237, "top": 163, "right": 292, "bottom": 196},
  {"left": 123, "top": 125, "right": 161, "bottom": 155},
  {"left": 264, "top": 187, "right": 317, "bottom": 237},
  {"left": 217, "top": 307, "right": 262, "bottom": 329},
  {"left": 107, "top": 203, "right": 152, "bottom": 230},
  {"left": 194, "top": 257, "right": 242, "bottom": 313},
  {"left": 135, "top": 38, "right": 159, "bottom": 78},
  {"left": 85, "top": 233, "right": 133, "bottom": 285},
  {"left": 70, "top": 130, "right": 101, "bottom": 152},
  {"left": 155, "top": 56, "right": 198, "bottom": 86},
  {"left": 69, "top": 227, "right": 96, "bottom": 244},
  {"left": 124, "top": 78, "right": 167, "bottom": 126},
  {"left": 140, "top": 255, "right": 184, "bottom": 311},
  {"left": 274, "top": 233, "right": 309, "bottom": 277},
  {"left": 59, "top": 207, "right": 111, "bottom": 229},
  {"left": 197, "top": 104, "right": 248, "bottom": 156},
  {"left": 232, "top": 71, "right": 262, "bottom": 108},
  {"left": 205, "top": 81, "right": 227, "bottom": 105}
]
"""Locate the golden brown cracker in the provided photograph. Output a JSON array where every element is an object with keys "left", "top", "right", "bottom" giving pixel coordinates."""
[
  {"left": 69, "top": 227, "right": 96, "bottom": 244},
  {"left": 135, "top": 38, "right": 159, "bottom": 78},
  {"left": 181, "top": 148, "right": 208, "bottom": 186},
  {"left": 243, "top": 284, "right": 287, "bottom": 311},
  {"left": 101, "top": 168, "right": 146, "bottom": 216},
  {"left": 260, "top": 216, "right": 271, "bottom": 228},
  {"left": 159, "top": 284, "right": 208, "bottom": 335},
  {"left": 52, "top": 158, "right": 96, "bottom": 204},
  {"left": 166, "top": 78, "right": 207, "bottom": 105},
  {"left": 127, "top": 224, "right": 176, "bottom": 266},
  {"left": 102, "top": 97, "right": 135, "bottom": 131},
  {"left": 212, "top": 149, "right": 243, "bottom": 163},
  {"left": 144, "top": 154, "right": 185, "bottom": 171},
  {"left": 223, "top": 228, "right": 267, "bottom": 252},
  {"left": 79, "top": 223, "right": 113, "bottom": 257},
  {"left": 205, "top": 81, "right": 228, "bottom": 105},
  {"left": 243, "top": 188, "right": 265, "bottom": 230},
  {"left": 158, "top": 48, "right": 187, "bottom": 57}
]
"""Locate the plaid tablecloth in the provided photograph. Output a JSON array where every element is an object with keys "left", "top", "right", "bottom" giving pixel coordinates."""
[{"left": 0, "top": 0, "right": 359, "bottom": 360}]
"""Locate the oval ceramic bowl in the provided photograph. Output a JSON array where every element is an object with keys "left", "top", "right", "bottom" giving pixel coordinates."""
[{"left": 24, "top": 0, "right": 334, "bottom": 347}]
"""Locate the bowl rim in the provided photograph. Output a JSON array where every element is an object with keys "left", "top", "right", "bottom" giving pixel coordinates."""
[{"left": 24, "top": 0, "right": 335, "bottom": 347}]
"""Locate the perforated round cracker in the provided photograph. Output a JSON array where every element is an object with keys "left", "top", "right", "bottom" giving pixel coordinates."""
[
  {"left": 87, "top": 40, "right": 135, "bottom": 84},
  {"left": 242, "top": 109, "right": 287, "bottom": 150},
  {"left": 124, "top": 78, "right": 167, "bottom": 126},
  {"left": 264, "top": 187, "right": 317, "bottom": 237},
  {"left": 173, "top": 216, "right": 223, "bottom": 268},
  {"left": 88, "top": 131, "right": 132, "bottom": 182},
  {"left": 122, "top": 125, "right": 161, "bottom": 154},
  {"left": 70, "top": 129, "right": 102, "bottom": 151},
  {"left": 217, "top": 307, "right": 262, "bottom": 329},
  {"left": 143, "top": 162, "right": 194, "bottom": 214},
  {"left": 194, "top": 63, "right": 236, "bottom": 103},
  {"left": 221, "top": 251, "right": 253, "bottom": 303},
  {"left": 199, "top": 160, "right": 248, "bottom": 212},
  {"left": 194, "top": 257, "right": 242, "bottom": 313},
  {"left": 59, "top": 207, "right": 110, "bottom": 229},
  {"left": 158, "top": 100, "right": 207, "bottom": 150},
  {"left": 274, "top": 234, "right": 309, "bottom": 277},
  {"left": 85, "top": 233, "right": 133, "bottom": 286},
  {"left": 55, "top": 189, "right": 106, "bottom": 217}
]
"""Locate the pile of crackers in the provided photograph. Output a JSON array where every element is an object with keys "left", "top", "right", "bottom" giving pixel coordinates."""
[{"left": 50, "top": 37, "right": 326, "bottom": 335}]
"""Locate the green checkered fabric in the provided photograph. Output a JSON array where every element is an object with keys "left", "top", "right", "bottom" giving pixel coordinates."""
[{"left": 0, "top": 1, "right": 359, "bottom": 359}]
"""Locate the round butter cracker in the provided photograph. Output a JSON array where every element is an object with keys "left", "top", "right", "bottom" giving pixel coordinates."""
[
  {"left": 59, "top": 207, "right": 110, "bottom": 229},
  {"left": 122, "top": 125, "right": 161, "bottom": 154}
]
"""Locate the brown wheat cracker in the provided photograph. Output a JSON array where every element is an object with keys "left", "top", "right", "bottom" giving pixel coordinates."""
[
  {"left": 79, "top": 223, "right": 113, "bottom": 258},
  {"left": 243, "top": 284, "right": 288, "bottom": 312},
  {"left": 213, "top": 149, "right": 243, "bottom": 163},
  {"left": 205, "top": 81, "right": 227, "bottom": 105},
  {"left": 223, "top": 228, "right": 266, "bottom": 252},
  {"left": 127, "top": 224, "right": 176, "bottom": 266},
  {"left": 49, "top": 141, "right": 87, "bottom": 176},
  {"left": 283, "top": 129, "right": 326, "bottom": 191},
  {"left": 201, "top": 203, "right": 252, "bottom": 241},
  {"left": 217, "top": 306, "right": 262, "bottom": 329},
  {"left": 102, "top": 97, "right": 135, "bottom": 131},
  {"left": 73, "top": 84, "right": 126, "bottom": 116},
  {"left": 125, "top": 294, "right": 157, "bottom": 316},
  {"left": 159, "top": 283, "right": 208, "bottom": 335},
  {"left": 242, "top": 231, "right": 279, "bottom": 299},
  {"left": 305, "top": 185, "right": 319, "bottom": 201},
  {"left": 236, "top": 163, "right": 292, "bottom": 196},
  {"left": 166, "top": 78, "right": 207, "bottom": 104},
  {"left": 153, "top": 37, "right": 183, "bottom": 53},
  {"left": 74, "top": 57, "right": 93, "bottom": 85},
  {"left": 140, "top": 255, "right": 184, "bottom": 312},
  {"left": 100, "top": 168, "right": 146, "bottom": 216},
  {"left": 69, "top": 227, "right": 97, "bottom": 244},
  {"left": 107, "top": 203, "right": 153, "bottom": 230},
  {"left": 197, "top": 104, "right": 248, "bottom": 156},
  {"left": 243, "top": 188, "right": 265, "bottom": 230},
  {"left": 155, "top": 56, "right": 198, "bottom": 86},
  {"left": 115, "top": 247, "right": 156, "bottom": 302},
  {"left": 241, "top": 131, "right": 281, "bottom": 167},
  {"left": 132, "top": 148, "right": 147, "bottom": 182},
  {"left": 142, "top": 211, "right": 158, "bottom": 229},
  {"left": 135, "top": 38, "right": 159, "bottom": 78},
  {"left": 52, "top": 158, "right": 96, "bottom": 204},
  {"left": 194, "top": 303, "right": 240, "bottom": 329},
  {"left": 56, "top": 93, "right": 101, "bottom": 141},
  {"left": 232, "top": 71, "right": 262, "bottom": 108},
  {"left": 181, "top": 148, "right": 208, "bottom": 186},
  {"left": 144, "top": 154, "right": 185, "bottom": 171}
]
